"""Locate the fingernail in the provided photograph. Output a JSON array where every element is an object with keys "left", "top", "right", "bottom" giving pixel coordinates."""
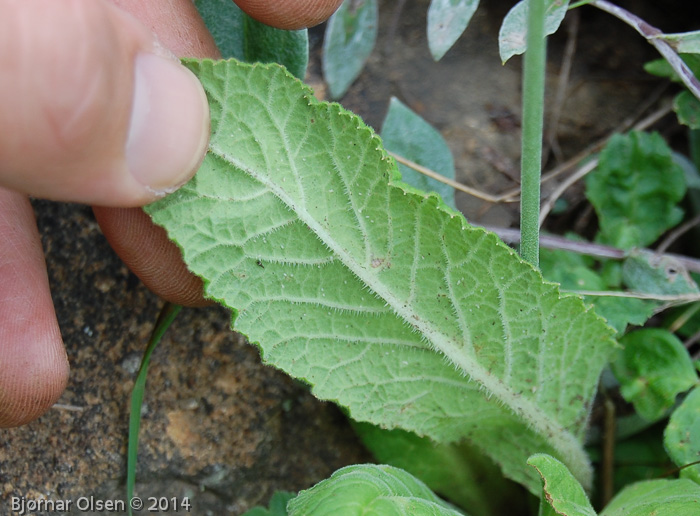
[{"left": 126, "top": 53, "right": 209, "bottom": 195}]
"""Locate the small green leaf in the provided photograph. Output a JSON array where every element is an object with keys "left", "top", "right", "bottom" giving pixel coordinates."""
[
  {"left": 287, "top": 465, "right": 465, "bottom": 516},
  {"left": 644, "top": 54, "right": 700, "bottom": 83},
  {"left": 381, "top": 97, "right": 457, "bottom": 209},
  {"left": 322, "top": 0, "right": 378, "bottom": 99},
  {"left": 539, "top": 248, "right": 655, "bottom": 334},
  {"left": 586, "top": 131, "right": 687, "bottom": 249},
  {"left": 499, "top": 0, "right": 570, "bottom": 64},
  {"left": 674, "top": 91, "right": 700, "bottom": 129},
  {"left": 194, "top": 0, "right": 308, "bottom": 79},
  {"left": 600, "top": 478, "right": 700, "bottom": 516},
  {"left": 665, "top": 386, "right": 700, "bottom": 484},
  {"left": 427, "top": 0, "right": 480, "bottom": 61},
  {"left": 612, "top": 329, "right": 698, "bottom": 422},
  {"left": 653, "top": 31, "right": 700, "bottom": 54},
  {"left": 527, "top": 454, "right": 596, "bottom": 516},
  {"left": 622, "top": 249, "right": 699, "bottom": 296},
  {"left": 243, "top": 492, "right": 295, "bottom": 516},
  {"left": 354, "top": 423, "right": 522, "bottom": 516}
]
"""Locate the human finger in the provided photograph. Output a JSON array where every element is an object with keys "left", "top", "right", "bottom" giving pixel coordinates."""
[
  {"left": 0, "top": 189, "right": 69, "bottom": 427},
  {"left": 92, "top": 0, "right": 220, "bottom": 306},
  {"left": 0, "top": 0, "right": 209, "bottom": 207},
  {"left": 234, "top": 0, "right": 344, "bottom": 30}
]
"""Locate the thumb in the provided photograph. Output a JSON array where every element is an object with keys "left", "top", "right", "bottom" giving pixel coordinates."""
[{"left": 0, "top": 0, "right": 209, "bottom": 207}]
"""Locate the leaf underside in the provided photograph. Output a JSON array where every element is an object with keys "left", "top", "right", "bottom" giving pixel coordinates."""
[{"left": 145, "top": 58, "right": 616, "bottom": 492}]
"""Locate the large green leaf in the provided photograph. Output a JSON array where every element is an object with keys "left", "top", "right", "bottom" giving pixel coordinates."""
[
  {"left": 322, "top": 0, "right": 378, "bottom": 99},
  {"left": 499, "top": 0, "right": 570, "bottom": 64},
  {"left": 665, "top": 386, "right": 700, "bottom": 484},
  {"left": 145, "top": 58, "right": 616, "bottom": 492},
  {"left": 427, "top": 0, "right": 480, "bottom": 61},
  {"left": 286, "top": 465, "right": 465, "bottom": 516},
  {"left": 600, "top": 478, "right": 700, "bottom": 516},
  {"left": 586, "top": 131, "right": 687, "bottom": 249},
  {"left": 381, "top": 97, "right": 457, "bottom": 209}
]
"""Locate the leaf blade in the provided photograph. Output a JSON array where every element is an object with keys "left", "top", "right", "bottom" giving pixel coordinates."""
[
  {"left": 427, "top": 0, "right": 480, "bottom": 61},
  {"left": 665, "top": 386, "right": 700, "bottom": 484},
  {"left": 286, "top": 464, "right": 465, "bottom": 516},
  {"left": 499, "top": 0, "right": 570, "bottom": 64},
  {"left": 322, "top": 0, "right": 378, "bottom": 99},
  {"left": 381, "top": 97, "right": 457, "bottom": 209},
  {"left": 146, "top": 58, "right": 616, "bottom": 492}
]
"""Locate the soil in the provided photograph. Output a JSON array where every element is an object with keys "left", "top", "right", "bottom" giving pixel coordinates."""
[{"left": 2, "top": 1, "right": 699, "bottom": 515}]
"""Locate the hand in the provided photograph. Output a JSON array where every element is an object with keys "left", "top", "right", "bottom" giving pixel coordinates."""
[{"left": 0, "top": 0, "right": 343, "bottom": 427}]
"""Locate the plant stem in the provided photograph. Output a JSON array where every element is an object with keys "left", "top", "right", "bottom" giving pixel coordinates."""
[
  {"left": 127, "top": 302, "right": 182, "bottom": 516},
  {"left": 519, "top": 0, "right": 547, "bottom": 266}
]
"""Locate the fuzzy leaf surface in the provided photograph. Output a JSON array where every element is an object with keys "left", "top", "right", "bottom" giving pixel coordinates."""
[
  {"left": 427, "top": 0, "right": 480, "bottom": 61},
  {"left": 665, "top": 386, "right": 700, "bottom": 484},
  {"left": 146, "top": 58, "right": 616, "bottom": 492},
  {"left": 287, "top": 464, "right": 465, "bottom": 516}
]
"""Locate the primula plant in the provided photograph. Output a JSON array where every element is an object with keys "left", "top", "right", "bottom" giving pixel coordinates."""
[{"left": 127, "top": 0, "right": 700, "bottom": 515}]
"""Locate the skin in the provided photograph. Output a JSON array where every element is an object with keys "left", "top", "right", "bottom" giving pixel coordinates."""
[{"left": 0, "top": 0, "right": 342, "bottom": 428}]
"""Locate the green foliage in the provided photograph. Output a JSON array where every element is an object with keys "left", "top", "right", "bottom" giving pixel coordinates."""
[
  {"left": 194, "top": 0, "right": 308, "bottom": 79},
  {"left": 286, "top": 464, "right": 465, "bottom": 516},
  {"left": 645, "top": 54, "right": 700, "bottom": 83},
  {"left": 599, "top": 478, "right": 700, "bottom": 516},
  {"left": 380, "top": 97, "right": 457, "bottom": 209},
  {"left": 353, "top": 423, "right": 523, "bottom": 516},
  {"left": 586, "top": 131, "right": 687, "bottom": 249},
  {"left": 539, "top": 248, "right": 655, "bottom": 334},
  {"left": 427, "top": 0, "right": 481, "bottom": 61},
  {"left": 528, "top": 454, "right": 596, "bottom": 516},
  {"left": 146, "top": 58, "right": 617, "bottom": 492},
  {"left": 126, "top": 303, "right": 182, "bottom": 516},
  {"left": 644, "top": 54, "right": 700, "bottom": 129},
  {"left": 322, "top": 0, "right": 378, "bottom": 99},
  {"left": 498, "top": 0, "right": 570, "bottom": 63},
  {"left": 611, "top": 329, "right": 698, "bottom": 422},
  {"left": 664, "top": 386, "right": 700, "bottom": 484},
  {"left": 653, "top": 30, "right": 700, "bottom": 54},
  {"left": 621, "top": 250, "right": 699, "bottom": 296},
  {"left": 674, "top": 91, "right": 700, "bottom": 129},
  {"left": 131, "top": 2, "right": 700, "bottom": 513},
  {"left": 242, "top": 492, "right": 295, "bottom": 516}
]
